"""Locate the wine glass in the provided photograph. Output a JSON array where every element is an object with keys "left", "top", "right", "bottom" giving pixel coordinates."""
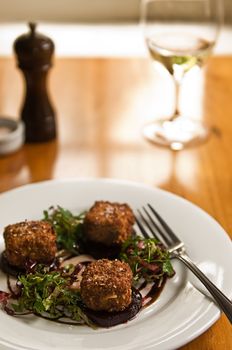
[{"left": 140, "top": 0, "right": 223, "bottom": 150}]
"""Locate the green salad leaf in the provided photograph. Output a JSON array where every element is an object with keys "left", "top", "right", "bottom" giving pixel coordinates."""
[
  {"left": 11, "top": 264, "right": 95, "bottom": 327},
  {"left": 43, "top": 206, "right": 85, "bottom": 253},
  {"left": 120, "top": 236, "right": 175, "bottom": 283}
]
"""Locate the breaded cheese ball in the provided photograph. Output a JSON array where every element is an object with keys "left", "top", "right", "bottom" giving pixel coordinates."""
[
  {"left": 3, "top": 220, "right": 57, "bottom": 268},
  {"left": 80, "top": 259, "right": 133, "bottom": 312},
  {"left": 83, "top": 201, "right": 135, "bottom": 246}
]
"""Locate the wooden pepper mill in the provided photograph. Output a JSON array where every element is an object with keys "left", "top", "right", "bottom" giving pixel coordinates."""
[{"left": 14, "top": 23, "right": 56, "bottom": 142}]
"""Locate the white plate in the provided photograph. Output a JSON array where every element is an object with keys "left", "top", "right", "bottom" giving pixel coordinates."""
[{"left": 0, "top": 178, "right": 231, "bottom": 350}]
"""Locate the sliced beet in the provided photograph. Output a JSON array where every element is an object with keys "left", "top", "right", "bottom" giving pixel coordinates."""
[
  {"left": 0, "top": 252, "right": 24, "bottom": 277},
  {"left": 83, "top": 288, "right": 142, "bottom": 328}
]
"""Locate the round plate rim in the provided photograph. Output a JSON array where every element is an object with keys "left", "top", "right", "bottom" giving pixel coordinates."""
[{"left": 0, "top": 177, "right": 231, "bottom": 350}]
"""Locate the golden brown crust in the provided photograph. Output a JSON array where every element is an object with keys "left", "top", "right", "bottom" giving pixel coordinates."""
[
  {"left": 83, "top": 201, "right": 135, "bottom": 246},
  {"left": 3, "top": 220, "right": 57, "bottom": 268},
  {"left": 80, "top": 259, "right": 133, "bottom": 312}
]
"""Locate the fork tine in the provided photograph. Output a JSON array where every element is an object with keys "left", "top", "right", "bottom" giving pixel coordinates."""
[
  {"left": 142, "top": 206, "right": 172, "bottom": 246},
  {"left": 137, "top": 209, "right": 171, "bottom": 248},
  {"left": 147, "top": 204, "right": 181, "bottom": 244},
  {"left": 137, "top": 209, "right": 160, "bottom": 242},
  {"left": 135, "top": 216, "right": 150, "bottom": 239}
]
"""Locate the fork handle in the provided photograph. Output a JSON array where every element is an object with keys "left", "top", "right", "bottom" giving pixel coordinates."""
[{"left": 174, "top": 252, "right": 232, "bottom": 324}]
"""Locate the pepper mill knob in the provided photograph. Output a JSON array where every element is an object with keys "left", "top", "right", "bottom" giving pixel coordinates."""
[
  {"left": 29, "top": 22, "right": 36, "bottom": 35},
  {"left": 14, "top": 22, "right": 57, "bottom": 142}
]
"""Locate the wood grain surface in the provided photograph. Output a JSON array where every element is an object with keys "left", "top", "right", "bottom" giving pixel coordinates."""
[{"left": 0, "top": 56, "right": 231, "bottom": 349}]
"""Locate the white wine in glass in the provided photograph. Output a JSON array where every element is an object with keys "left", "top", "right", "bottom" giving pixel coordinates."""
[{"left": 141, "top": 0, "right": 223, "bottom": 150}]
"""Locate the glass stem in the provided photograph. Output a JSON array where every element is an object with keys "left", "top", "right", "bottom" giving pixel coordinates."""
[
  {"left": 174, "top": 78, "right": 180, "bottom": 118},
  {"left": 170, "top": 69, "right": 184, "bottom": 121}
]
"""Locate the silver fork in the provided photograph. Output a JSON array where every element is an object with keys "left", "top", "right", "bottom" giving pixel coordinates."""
[{"left": 136, "top": 203, "right": 232, "bottom": 324}]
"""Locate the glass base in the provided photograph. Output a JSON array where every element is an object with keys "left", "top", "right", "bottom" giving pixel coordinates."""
[{"left": 143, "top": 117, "right": 209, "bottom": 151}]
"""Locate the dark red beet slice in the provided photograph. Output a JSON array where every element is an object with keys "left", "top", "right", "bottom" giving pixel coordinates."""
[
  {"left": 0, "top": 252, "right": 24, "bottom": 277},
  {"left": 82, "top": 241, "right": 121, "bottom": 259},
  {"left": 83, "top": 288, "right": 142, "bottom": 327}
]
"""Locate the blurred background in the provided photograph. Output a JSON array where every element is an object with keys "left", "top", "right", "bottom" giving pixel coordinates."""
[
  {"left": 0, "top": 0, "right": 231, "bottom": 57},
  {"left": 0, "top": 0, "right": 231, "bottom": 23}
]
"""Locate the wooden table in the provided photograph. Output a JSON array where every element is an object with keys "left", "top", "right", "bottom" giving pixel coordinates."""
[{"left": 0, "top": 56, "right": 231, "bottom": 349}]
